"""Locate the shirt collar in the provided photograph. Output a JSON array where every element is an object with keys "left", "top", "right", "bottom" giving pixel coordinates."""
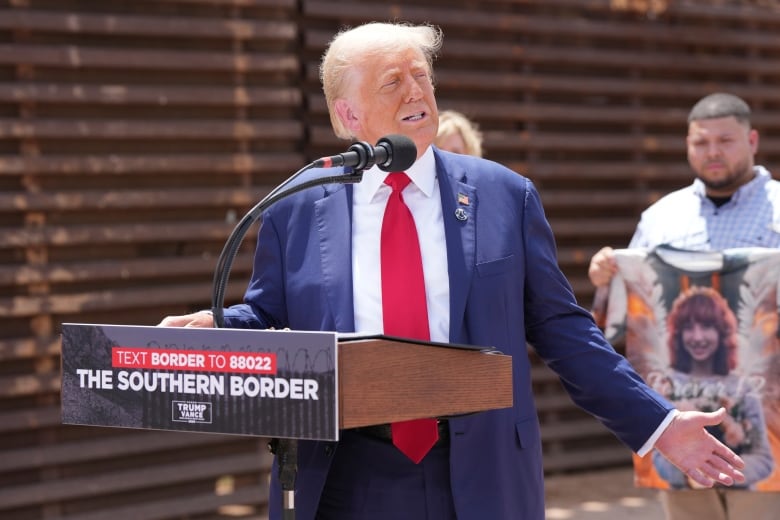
[
  {"left": 692, "top": 165, "right": 770, "bottom": 203},
  {"left": 354, "top": 145, "right": 436, "bottom": 203}
]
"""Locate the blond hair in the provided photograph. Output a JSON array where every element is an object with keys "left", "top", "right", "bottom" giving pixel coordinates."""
[
  {"left": 319, "top": 22, "right": 443, "bottom": 139},
  {"left": 436, "top": 110, "right": 484, "bottom": 157}
]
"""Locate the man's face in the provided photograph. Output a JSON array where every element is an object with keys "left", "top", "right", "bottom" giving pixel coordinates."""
[
  {"left": 334, "top": 47, "right": 438, "bottom": 160},
  {"left": 686, "top": 116, "right": 758, "bottom": 197}
]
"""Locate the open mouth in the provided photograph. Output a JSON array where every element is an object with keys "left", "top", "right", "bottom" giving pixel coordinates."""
[{"left": 403, "top": 112, "right": 425, "bottom": 122}]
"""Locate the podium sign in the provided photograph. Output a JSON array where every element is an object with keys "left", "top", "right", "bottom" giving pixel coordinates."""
[
  {"left": 61, "top": 324, "right": 339, "bottom": 441},
  {"left": 61, "top": 324, "right": 514, "bottom": 442}
]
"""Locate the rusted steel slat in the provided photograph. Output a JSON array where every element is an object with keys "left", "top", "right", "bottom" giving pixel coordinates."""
[
  {"left": 486, "top": 132, "right": 683, "bottom": 153},
  {"left": 548, "top": 217, "right": 637, "bottom": 237},
  {"left": 166, "top": 0, "right": 296, "bottom": 7},
  {"left": 0, "top": 83, "right": 302, "bottom": 107},
  {"left": 442, "top": 40, "right": 780, "bottom": 76},
  {"left": 0, "top": 405, "right": 61, "bottom": 433},
  {"left": 303, "top": 0, "right": 780, "bottom": 48},
  {"left": 0, "top": 454, "right": 266, "bottom": 510},
  {"left": 0, "top": 373, "right": 60, "bottom": 397},
  {"left": 0, "top": 221, "right": 234, "bottom": 248},
  {"left": 0, "top": 337, "right": 61, "bottom": 361},
  {"left": 543, "top": 445, "right": 631, "bottom": 473},
  {"left": 0, "top": 188, "right": 268, "bottom": 212},
  {"left": 0, "top": 10, "right": 297, "bottom": 41},
  {"left": 539, "top": 190, "right": 656, "bottom": 209},
  {"left": 517, "top": 162, "right": 691, "bottom": 181},
  {"left": 0, "top": 252, "right": 254, "bottom": 286},
  {"left": 0, "top": 119, "right": 303, "bottom": 140},
  {"left": 0, "top": 153, "right": 305, "bottom": 175},
  {"left": 0, "top": 44, "right": 299, "bottom": 73},
  {"left": 433, "top": 71, "right": 780, "bottom": 103},
  {"left": 0, "top": 281, "right": 248, "bottom": 317},
  {"left": 1, "top": 430, "right": 256, "bottom": 473},
  {"left": 541, "top": 418, "right": 612, "bottom": 442}
]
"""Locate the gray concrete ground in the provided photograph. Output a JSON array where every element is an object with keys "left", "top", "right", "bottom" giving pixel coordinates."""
[{"left": 545, "top": 466, "right": 665, "bottom": 519}]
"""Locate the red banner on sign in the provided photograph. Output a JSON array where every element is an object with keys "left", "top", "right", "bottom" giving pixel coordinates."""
[{"left": 112, "top": 347, "right": 277, "bottom": 375}]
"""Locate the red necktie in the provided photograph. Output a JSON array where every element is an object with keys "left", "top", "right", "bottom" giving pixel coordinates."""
[{"left": 381, "top": 172, "right": 439, "bottom": 464}]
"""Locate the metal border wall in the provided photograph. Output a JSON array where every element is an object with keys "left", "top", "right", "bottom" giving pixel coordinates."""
[{"left": 2, "top": 1, "right": 779, "bottom": 517}]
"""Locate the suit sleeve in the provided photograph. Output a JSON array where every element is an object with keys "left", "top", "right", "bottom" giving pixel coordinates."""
[
  {"left": 222, "top": 207, "right": 288, "bottom": 330},
  {"left": 520, "top": 180, "right": 674, "bottom": 452}
]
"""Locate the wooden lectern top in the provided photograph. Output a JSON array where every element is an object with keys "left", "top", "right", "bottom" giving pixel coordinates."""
[{"left": 337, "top": 335, "right": 513, "bottom": 429}]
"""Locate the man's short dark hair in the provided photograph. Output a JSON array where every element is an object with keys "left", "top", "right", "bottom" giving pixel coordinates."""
[{"left": 688, "top": 92, "right": 751, "bottom": 125}]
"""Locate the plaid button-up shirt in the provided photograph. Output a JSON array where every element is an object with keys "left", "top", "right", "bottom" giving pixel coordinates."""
[{"left": 629, "top": 166, "right": 780, "bottom": 251}]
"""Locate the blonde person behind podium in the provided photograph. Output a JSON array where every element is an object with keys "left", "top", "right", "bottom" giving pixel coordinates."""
[
  {"left": 434, "top": 109, "right": 483, "bottom": 157},
  {"left": 160, "top": 22, "right": 746, "bottom": 520}
]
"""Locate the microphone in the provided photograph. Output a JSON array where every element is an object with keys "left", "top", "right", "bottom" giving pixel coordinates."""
[{"left": 312, "top": 134, "right": 418, "bottom": 172}]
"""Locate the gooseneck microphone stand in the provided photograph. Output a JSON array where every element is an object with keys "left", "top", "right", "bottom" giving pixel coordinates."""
[
  {"left": 209, "top": 133, "right": 416, "bottom": 329},
  {"left": 210, "top": 164, "right": 365, "bottom": 329},
  {"left": 210, "top": 162, "right": 365, "bottom": 520},
  {"left": 209, "top": 135, "right": 416, "bottom": 520}
]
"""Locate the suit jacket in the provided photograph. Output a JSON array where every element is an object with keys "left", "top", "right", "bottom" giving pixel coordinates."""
[{"left": 223, "top": 148, "right": 674, "bottom": 519}]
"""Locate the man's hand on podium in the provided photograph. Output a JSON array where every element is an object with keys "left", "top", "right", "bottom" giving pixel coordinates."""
[{"left": 158, "top": 310, "right": 214, "bottom": 328}]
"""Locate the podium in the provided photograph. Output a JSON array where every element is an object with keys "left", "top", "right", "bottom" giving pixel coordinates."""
[
  {"left": 61, "top": 324, "right": 513, "bottom": 439},
  {"left": 337, "top": 335, "right": 512, "bottom": 428}
]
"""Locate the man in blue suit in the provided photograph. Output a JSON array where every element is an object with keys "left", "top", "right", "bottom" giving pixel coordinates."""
[{"left": 160, "top": 21, "right": 746, "bottom": 520}]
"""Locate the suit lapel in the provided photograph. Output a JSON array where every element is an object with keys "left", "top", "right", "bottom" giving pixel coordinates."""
[
  {"left": 435, "top": 151, "right": 476, "bottom": 342},
  {"left": 314, "top": 183, "right": 355, "bottom": 332},
  {"left": 312, "top": 156, "right": 476, "bottom": 339}
]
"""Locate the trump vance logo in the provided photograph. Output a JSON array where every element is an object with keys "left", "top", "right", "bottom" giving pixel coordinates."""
[{"left": 172, "top": 400, "right": 212, "bottom": 424}]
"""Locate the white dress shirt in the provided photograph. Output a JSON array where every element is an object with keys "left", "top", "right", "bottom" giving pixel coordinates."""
[{"left": 351, "top": 146, "right": 450, "bottom": 342}]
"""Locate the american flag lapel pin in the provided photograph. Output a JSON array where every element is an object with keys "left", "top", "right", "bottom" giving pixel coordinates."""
[{"left": 454, "top": 192, "right": 470, "bottom": 221}]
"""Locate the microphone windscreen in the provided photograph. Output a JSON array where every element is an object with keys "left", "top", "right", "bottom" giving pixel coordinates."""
[{"left": 377, "top": 134, "right": 418, "bottom": 172}]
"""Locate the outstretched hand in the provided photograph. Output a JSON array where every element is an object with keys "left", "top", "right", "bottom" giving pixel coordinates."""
[{"left": 654, "top": 408, "right": 746, "bottom": 488}]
